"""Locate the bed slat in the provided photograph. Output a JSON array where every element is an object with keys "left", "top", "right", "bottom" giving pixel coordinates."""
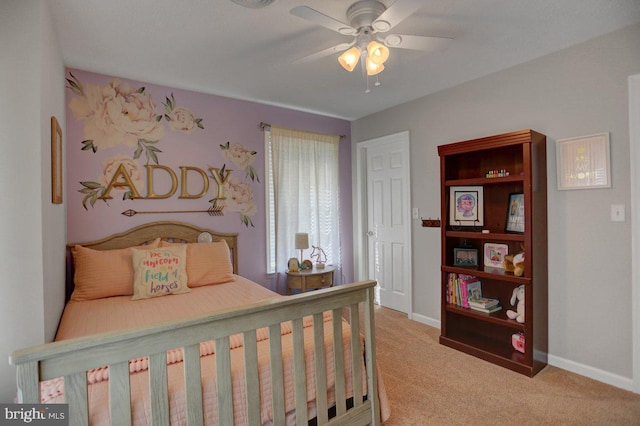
[
  {"left": 215, "top": 336, "right": 234, "bottom": 425},
  {"left": 349, "top": 303, "right": 363, "bottom": 407},
  {"left": 313, "top": 313, "right": 329, "bottom": 424},
  {"left": 364, "top": 287, "right": 381, "bottom": 425},
  {"left": 109, "top": 361, "right": 132, "bottom": 425},
  {"left": 269, "top": 324, "right": 285, "bottom": 425},
  {"left": 148, "top": 352, "right": 170, "bottom": 425},
  {"left": 332, "top": 308, "right": 347, "bottom": 417},
  {"left": 292, "top": 318, "right": 307, "bottom": 426},
  {"left": 243, "top": 330, "right": 261, "bottom": 425},
  {"left": 183, "top": 344, "right": 204, "bottom": 425},
  {"left": 65, "top": 372, "right": 89, "bottom": 425}
]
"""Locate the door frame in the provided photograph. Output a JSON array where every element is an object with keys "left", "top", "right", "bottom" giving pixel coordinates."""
[
  {"left": 354, "top": 131, "right": 413, "bottom": 318},
  {"left": 629, "top": 73, "right": 640, "bottom": 394}
]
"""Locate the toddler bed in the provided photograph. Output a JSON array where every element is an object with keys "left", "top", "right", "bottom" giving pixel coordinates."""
[{"left": 10, "top": 221, "right": 389, "bottom": 425}]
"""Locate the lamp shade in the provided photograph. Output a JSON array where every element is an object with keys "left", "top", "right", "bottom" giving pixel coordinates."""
[
  {"left": 338, "top": 47, "right": 361, "bottom": 72},
  {"left": 367, "top": 41, "right": 389, "bottom": 66},
  {"left": 295, "top": 233, "right": 309, "bottom": 250}
]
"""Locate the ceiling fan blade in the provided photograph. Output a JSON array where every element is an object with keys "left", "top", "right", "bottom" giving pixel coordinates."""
[
  {"left": 372, "top": 0, "right": 424, "bottom": 33},
  {"left": 293, "top": 42, "right": 354, "bottom": 64},
  {"left": 381, "top": 34, "right": 453, "bottom": 51},
  {"left": 290, "top": 6, "right": 357, "bottom": 35}
]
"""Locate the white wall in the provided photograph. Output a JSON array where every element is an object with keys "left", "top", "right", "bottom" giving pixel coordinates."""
[
  {"left": 352, "top": 23, "right": 640, "bottom": 388},
  {"left": 0, "top": 0, "right": 66, "bottom": 402}
]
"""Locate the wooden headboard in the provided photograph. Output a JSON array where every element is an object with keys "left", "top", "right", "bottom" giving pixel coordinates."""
[{"left": 65, "top": 221, "right": 238, "bottom": 302}]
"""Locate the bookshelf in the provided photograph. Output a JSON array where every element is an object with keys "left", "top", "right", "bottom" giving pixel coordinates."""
[{"left": 438, "top": 129, "right": 548, "bottom": 377}]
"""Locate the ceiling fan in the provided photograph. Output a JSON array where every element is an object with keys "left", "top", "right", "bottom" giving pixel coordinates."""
[{"left": 291, "top": 0, "right": 451, "bottom": 91}]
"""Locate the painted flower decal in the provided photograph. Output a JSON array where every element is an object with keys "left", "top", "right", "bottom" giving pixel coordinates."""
[
  {"left": 163, "top": 93, "right": 204, "bottom": 134},
  {"left": 78, "top": 155, "right": 144, "bottom": 209},
  {"left": 219, "top": 176, "right": 257, "bottom": 227},
  {"left": 220, "top": 141, "right": 259, "bottom": 182},
  {"left": 67, "top": 73, "right": 165, "bottom": 156}
]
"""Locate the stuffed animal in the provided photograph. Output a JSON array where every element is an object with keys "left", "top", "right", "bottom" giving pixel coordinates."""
[
  {"left": 506, "top": 284, "right": 525, "bottom": 323},
  {"left": 503, "top": 252, "right": 525, "bottom": 277}
]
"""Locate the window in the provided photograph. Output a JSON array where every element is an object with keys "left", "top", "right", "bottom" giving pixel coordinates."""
[{"left": 265, "top": 126, "right": 341, "bottom": 275}]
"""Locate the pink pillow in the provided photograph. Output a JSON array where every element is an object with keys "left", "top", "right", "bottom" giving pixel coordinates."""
[
  {"left": 160, "top": 240, "right": 234, "bottom": 287},
  {"left": 71, "top": 238, "right": 160, "bottom": 301}
]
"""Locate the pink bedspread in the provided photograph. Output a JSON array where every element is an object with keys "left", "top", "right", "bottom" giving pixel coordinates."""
[{"left": 44, "top": 276, "right": 390, "bottom": 424}]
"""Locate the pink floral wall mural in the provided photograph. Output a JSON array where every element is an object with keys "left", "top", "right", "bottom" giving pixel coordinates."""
[
  {"left": 65, "top": 68, "right": 353, "bottom": 291},
  {"left": 67, "top": 72, "right": 257, "bottom": 227}
]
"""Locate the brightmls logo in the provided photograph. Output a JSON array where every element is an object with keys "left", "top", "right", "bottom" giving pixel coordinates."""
[{"left": 0, "top": 405, "right": 68, "bottom": 425}]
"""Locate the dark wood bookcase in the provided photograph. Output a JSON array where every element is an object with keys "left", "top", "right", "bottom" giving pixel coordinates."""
[{"left": 437, "top": 129, "right": 548, "bottom": 376}]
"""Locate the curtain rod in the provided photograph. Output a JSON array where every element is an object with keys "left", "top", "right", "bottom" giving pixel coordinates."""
[{"left": 260, "top": 122, "right": 345, "bottom": 139}]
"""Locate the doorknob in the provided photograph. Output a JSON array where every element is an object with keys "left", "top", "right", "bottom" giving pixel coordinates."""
[{"left": 367, "top": 230, "right": 375, "bottom": 237}]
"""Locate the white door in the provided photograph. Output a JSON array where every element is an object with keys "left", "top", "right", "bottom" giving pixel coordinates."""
[{"left": 363, "top": 132, "right": 411, "bottom": 313}]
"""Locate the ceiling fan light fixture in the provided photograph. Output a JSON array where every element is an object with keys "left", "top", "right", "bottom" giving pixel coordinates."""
[
  {"left": 367, "top": 41, "right": 389, "bottom": 65},
  {"left": 338, "top": 46, "right": 361, "bottom": 72}
]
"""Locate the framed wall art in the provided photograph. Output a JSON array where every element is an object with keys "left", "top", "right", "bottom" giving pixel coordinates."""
[
  {"left": 556, "top": 132, "right": 611, "bottom": 190},
  {"left": 505, "top": 193, "right": 525, "bottom": 233},
  {"left": 51, "top": 116, "right": 63, "bottom": 204},
  {"left": 449, "top": 186, "right": 483, "bottom": 227}
]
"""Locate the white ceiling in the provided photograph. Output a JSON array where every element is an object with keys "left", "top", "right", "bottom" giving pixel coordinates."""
[{"left": 50, "top": 0, "right": 640, "bottom": 120}]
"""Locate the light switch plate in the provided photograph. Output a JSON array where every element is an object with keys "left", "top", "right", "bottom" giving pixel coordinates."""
[
  {"left": 611, "top": 204, "right": 625, "bottom": 222},
  {"left": 412, "top": 207, "right": 419, "bottom": 219}
]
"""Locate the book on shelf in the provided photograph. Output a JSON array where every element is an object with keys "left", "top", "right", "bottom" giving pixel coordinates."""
[
  {"left": 468, "top": 297, "right": 499, "bottom": 309},
  {"left": 446, "top": 273, "right": 482, "bottom": 308},
  {"left": 469, "top": 304, "right": 502, "bottom": 314}
]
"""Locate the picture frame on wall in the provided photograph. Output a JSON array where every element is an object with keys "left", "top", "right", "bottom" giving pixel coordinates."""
[
  {"left": 51, "top": 116, "right": 63, "bottom": 204},
  {"left": 449, "top": 186, "right": 484, "bottom": 227},
  {"left": 453, "top": 248, "right": 479, "bottom": 267},
  {"left": 505, "top": 193, "right": 525, "bottom": 233},
  {"left": 556, "top": 132, "right": 611, "bottom": 190}
]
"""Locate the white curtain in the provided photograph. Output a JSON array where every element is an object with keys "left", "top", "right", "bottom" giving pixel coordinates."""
[{"left": 269, "top": 126, "right": 341, "bottom": 278}]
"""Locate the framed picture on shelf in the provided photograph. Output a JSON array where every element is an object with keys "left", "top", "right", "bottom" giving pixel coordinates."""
[
  {"left": 453, "top": 248, "right": 478, "bottom": 267},
  {"left": 484, "top": 243, "right": 508, "bottom": 268},
  {"left": 449, "top": 186, "right": 484, "bottom": 226},
  {"left": 505, "top": 193, "right": 525, "bottom": 233}
]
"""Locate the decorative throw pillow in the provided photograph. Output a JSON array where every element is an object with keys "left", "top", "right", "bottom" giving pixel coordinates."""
[
  {"left": 160, "top": 240, "right": 234, "bottom": 287},
  {"left": 131, "top": 245, "right": 190, "bottom": 300},
  {"left": 71, "top": 238, "right": 161, "bottom": 301}
]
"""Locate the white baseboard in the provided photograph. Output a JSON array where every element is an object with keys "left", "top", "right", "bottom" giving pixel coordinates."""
[
  {"left": 410, "top": 312, "right": 440, "bottom": 329},
  {"left": 548, "top": 354, "right": 634, "bottom": 392}
]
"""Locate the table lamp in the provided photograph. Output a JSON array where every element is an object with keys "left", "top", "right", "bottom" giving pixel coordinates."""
[{"left": 295, "top": 233, "right": 309, "bottom": 263}]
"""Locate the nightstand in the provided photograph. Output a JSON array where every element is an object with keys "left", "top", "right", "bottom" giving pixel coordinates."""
[{"left": 286, "top": 266, "right": 335, "bottom": 295}]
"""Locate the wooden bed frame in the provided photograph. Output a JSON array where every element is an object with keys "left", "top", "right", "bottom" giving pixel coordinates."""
[{"left": 11, "top": 221, "right": 382, "bottom": 426}]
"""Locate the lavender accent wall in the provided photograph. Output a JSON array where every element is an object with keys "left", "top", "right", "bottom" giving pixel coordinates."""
[{"left": 65, "top": 68, "right": 353, "bottom": 291}]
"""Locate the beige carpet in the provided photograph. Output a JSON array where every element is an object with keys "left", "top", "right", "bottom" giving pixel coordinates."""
[{"left": 373, "top": 305, "right": 640, "bottom": 425}]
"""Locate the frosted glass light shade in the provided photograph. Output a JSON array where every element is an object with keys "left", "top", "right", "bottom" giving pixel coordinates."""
[
  {"left": 367, "top": 41, "right": 389, "bottom": 65},
  {"left": 295, "top": 233, "right": 309, "bottom": 250},
  {"left": 338, "top": 47, "right": 361, "bottom": 72},
  {"left": 366, "top": 59, "right": 384, "bottom": 76}
]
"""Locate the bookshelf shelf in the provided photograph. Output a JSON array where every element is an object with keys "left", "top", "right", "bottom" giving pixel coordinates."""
[
  {"left": 444, "top": 304, "right": 525, "bottom": 331},
  {"left": 438, "top": 129, "right": 548, "bottom": 377}
]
